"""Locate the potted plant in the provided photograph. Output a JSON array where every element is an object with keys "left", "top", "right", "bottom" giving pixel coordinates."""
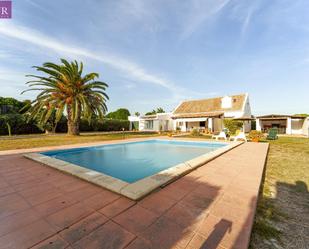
[{"left": 249, "top": 130, "right": 264, "bottom": 142}]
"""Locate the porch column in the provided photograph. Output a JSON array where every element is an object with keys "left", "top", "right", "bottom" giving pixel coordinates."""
[
  {"left": 286, "top": 117, "right": 292, "bottom": 134},
  {"left": 172, "top": 120, "right": 177, "bottom": 131},
  {"left": 129, "top": 122, "right": 132, "bottom": 131},
  {"left": 256, "top": 118, "right": 261, "bottom": 131},
  {"left": 181, "top": 122, "right": 187, "bottom": 132},
  {"left": 208, "top": 118, "right": 213, "bottom": 132}
]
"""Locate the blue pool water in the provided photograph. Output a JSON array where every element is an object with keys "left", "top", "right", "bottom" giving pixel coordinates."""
[{"left": 42, "top": 140, "right": 226, "bottom": 183}]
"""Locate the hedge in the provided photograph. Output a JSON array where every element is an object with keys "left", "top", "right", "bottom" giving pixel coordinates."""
[
  {"left": 79, "top": 119, "right": 130, "bottom": 132},
  {"left": 0, "top": 114, "right": 42, "bottom": 136},
  {"left": 0, "top": 114, "right": 130, "bottom": 135}
]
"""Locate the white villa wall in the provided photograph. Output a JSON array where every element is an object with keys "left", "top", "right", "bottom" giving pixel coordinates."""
[
  {"left": 286, "top": 117, "right": 292, "bottom": 134},
  {"left": 139, "top": 119, "right": 145, "bottom": 131},
  {"left": 224, "top": 111, "right": 244, "bottom": 118},
  {"left": 291, "top": 119, "right": 304, "bottom": 135},
  {"left": 243, "top": 95, "right": 252, "bottom": 117},
  {"left": 302, "top": 118, "right": 309, "bottom": 136},
  {"left": 131, "top": 113, "right": 173, "bottom": 132},
  {"left": 223, "top": 94, "right": 251, "bottom": 119}
]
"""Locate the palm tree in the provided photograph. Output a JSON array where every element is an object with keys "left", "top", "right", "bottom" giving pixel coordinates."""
[
  {"left": 156, "top": 107, "right": 165, "bottom": 113},
  {"left": 22, "top": 59, "right": 109, "bottom": 135}
]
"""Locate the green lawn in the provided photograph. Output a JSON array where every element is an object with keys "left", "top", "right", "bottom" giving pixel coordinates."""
[
  {"left": 0, "top": 132, "right": 159, "bottom": 151},
  {"left": 250, "top": 137, "right": 309, "bottom": 248}
]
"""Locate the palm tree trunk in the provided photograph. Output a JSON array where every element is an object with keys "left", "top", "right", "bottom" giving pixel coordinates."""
[
  {"left": 67, "top": 120, "right": 80, "bottom": 135},
  {"left": 67, "top": 105, "right": 80, "bottom": 135}
]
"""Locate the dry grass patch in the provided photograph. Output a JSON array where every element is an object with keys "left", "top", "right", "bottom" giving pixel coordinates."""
[
  {"left": 0, "top": 132, "right": 159, "bottom": 151},
  {"left": 250, "top": 137, "right": 309, "bottom": 249}
]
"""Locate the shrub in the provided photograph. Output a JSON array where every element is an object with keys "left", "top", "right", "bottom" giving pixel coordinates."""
[
  {"left": 190, "top": 128, "right": 201, "bottom": 136},
  {"left": 249, "top": 130, "right": 264, "bottom": 142},
  {"left": 105, "top": 108, "right": 130, "bottom": 120},
  {"left": 223, "top": 119, "right": 243, "bottom": 135}
]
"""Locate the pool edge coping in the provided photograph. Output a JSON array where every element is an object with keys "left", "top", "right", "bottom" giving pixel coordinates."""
[{"left": 23, "top": 139, "right": 243, "bottom": 200}]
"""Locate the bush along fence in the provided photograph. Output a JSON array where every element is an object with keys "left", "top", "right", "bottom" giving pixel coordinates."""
[{"left": 0, "top": 114, "right": 130, "bottom": 136}]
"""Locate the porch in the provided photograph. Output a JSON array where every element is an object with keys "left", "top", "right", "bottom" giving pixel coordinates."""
[
  {"left": 172, "top": 113, "right": 224, "bottom": 133},
  {"left": 256, "top": 115, "right": 307, "bottom": 135}
]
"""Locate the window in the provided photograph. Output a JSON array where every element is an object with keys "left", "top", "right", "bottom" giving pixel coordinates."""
[
  {"left": 145, "top": 120, "right": 154, "bottom": 129},
  {"left": 200, "top": 121, "right": 206, "bottom": 127}
]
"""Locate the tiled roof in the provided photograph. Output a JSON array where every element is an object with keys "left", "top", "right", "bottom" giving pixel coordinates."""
[
  {"left": 173, "top": 94, "right": 246, "bottom": 115},
  {"left": 172, "top": 112, "right": 224, "bottom": 119}
]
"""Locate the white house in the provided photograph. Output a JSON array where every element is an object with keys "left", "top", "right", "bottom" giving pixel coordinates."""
[
  {"left": 129, "top": 112, "right": 173, "bottom": 132},
  {"left": 256, "top": 114, "right": 309, "bottom": 136},
  {"left": 129, "top": 93, "right": 252, "bottom": 132},
  {"left": 171, "top": 93, "right": 251, "bottom": 132}
]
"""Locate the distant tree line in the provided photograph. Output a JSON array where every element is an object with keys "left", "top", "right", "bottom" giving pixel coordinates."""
[
  {"left": 0, "top": 97, "right": 132, "bottom": 136},
  {"left": 145, "top": 107, "right": 165, "bottom": 116},
  {"left": 0, "top": 94, "right": 169, "bottom": 136}
]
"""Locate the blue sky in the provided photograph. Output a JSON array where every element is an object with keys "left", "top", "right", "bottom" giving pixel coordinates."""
[{"left": 0, "top": 0, "right": 308, "bottom": 115}]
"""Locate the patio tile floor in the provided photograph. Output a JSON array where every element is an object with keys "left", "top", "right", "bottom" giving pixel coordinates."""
[{"left": 0, "top": 142, "right": 268, "bottom": 249}]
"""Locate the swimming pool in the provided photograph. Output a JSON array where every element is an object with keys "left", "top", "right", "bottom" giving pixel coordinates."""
[
  {"left": 25, "top": 139, "right": 240, "bottom": 200},
  {"left": 42, "top": 139, "right": 226, "bottom": 183}
]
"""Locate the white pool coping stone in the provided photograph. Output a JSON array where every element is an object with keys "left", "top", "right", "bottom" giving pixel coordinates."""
[{"left": 24, "top": 139, "right": 243, "bottom": 200}]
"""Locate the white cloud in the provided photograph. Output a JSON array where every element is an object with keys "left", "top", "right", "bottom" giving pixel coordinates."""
[
  {"left": 0, "top": 22, "right": 180, "bottom": 90},
  {"left": 0, "top": 22, "right": 218, "bottom": 104},
  {"left": 180, "top": 0, "right": 231, "bottom": 39}
]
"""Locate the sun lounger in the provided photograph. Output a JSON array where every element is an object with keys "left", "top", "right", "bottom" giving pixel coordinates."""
[
  {"left": 230, "top": 131, "right": 247, "bottom": 142},
  {"left": 212, "top": 131, "right": 227, "bottom": 141}
]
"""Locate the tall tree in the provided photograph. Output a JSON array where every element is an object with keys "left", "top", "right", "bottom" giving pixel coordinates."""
[
  {"left": 22, "top": 59, "right": 109, "bottom": 135},
  {"left": 156, "top": 107, "right": 165, "bottom": 113},
  {"left": 106, "top": 108, "right": 130, "bottom": 120}
]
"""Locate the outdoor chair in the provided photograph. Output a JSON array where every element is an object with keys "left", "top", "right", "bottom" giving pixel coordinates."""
[
  {"left": 212, "top": 131, "right": 227, "bottom": 141},
  {"left": 230, "top": 131, "right": 247, "bottom": 142},
  {"left": 267, "top": 128, "right": 278, "bottom": 140}
]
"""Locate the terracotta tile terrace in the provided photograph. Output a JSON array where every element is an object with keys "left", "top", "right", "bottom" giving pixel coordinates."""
[{"left": 0, "top": 141, "right": 268, "bottom": 249}]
